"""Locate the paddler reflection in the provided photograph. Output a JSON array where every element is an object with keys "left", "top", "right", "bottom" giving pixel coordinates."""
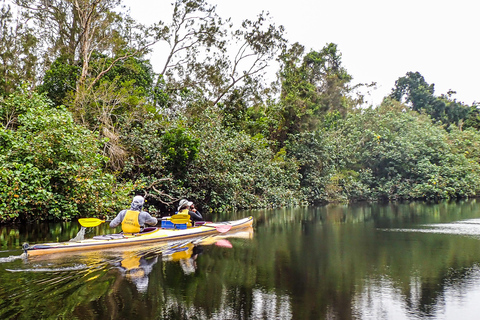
[
  {"left": 116, "top": 251, "right": 158, "bottom": 293},
  {"left": 162, "top": 227, "right": 254, "bottom": 274},
  {"left": 115, "top": 227, "right": 254, "bottom": 290},
  {"left": 162, "top": 243, "right": 203, "bottom": 275},
  {"left": 114, "top": 242, "right": 202, "bottom": 292}
]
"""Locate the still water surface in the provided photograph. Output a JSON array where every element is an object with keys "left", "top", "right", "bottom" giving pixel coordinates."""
[{"left": 2, "top": 200, "right": 480, "bottom": 319}]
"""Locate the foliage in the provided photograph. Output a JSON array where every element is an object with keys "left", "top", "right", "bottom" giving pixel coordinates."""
[
  {"left": 121, "top": 113, "right": 302, "bottom": 212},
  {"left": 272, "top": 42, "right": 363, "bottom": 145},
  {"left": 154, "top": 0, "right": 286, "bottom": 115},
  {"left": 56, "top": 53, "right": 159, "bottom": 170},
  {"left": 3, "top": 0, "right": 480, "bottom": 222},
  {"left": 97, "top": 53, "right": 156, "bottom": 99},
  {"left": 15, "top": 0, "right": 161, "bottom": 110},
  {"left": 120, "top": 119, "right": 195, "bottom": 211},
  {"left": 390, "top": 71, "right": 470, "bottom": 126},
  {"left": 68, "top": 54, "right": 155, "bottom": 129},
  {"left": 447, "top": 125, "right": 480, "bottom": 167},
  {"left": 186, "top": 116, "right": 302, "bottom": 210},
  {"left": 0, "top": 90, "right": 133, "bottom": 222},
  {"left": 463, "top": 104, "right": 480, "bottom": 130},
  {"left": 0, "top": 3, "right": 38, "bottom": 96},
  {"left": 289, "top": 100, "right": 480, "bottom": 203},
  {"left": 287, "top": 128, "right": 349, "bottom": 204},
  {"left": 159, "top": 127, "right": 200, "bottom": 178},
  {"left": 37, "top": 55, "right": 81, "bottom": 106},
  {"left": 332, "top": 100, "right": 480, "bottom": 201}
]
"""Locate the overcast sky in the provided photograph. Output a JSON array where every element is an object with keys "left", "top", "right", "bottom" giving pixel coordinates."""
[{"left": 125, "top": 0, "right": 479, "bottom": 106}]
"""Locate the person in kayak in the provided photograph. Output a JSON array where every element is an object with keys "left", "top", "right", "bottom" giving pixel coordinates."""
[
  {"left": 178, "top": 199, "right": 203, "bottom": 223},
  {"left": 110, "top": 195, "right": 158, "bottom": 233},
  {"left": 190, "top": 202, "right": 203, "bottom": 220}
]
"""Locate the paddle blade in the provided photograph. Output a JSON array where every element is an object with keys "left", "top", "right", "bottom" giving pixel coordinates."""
[
  {"left": 215, "top": 239, "right": 233, "bottom": 248},
  {"left": 78, "top": 218, "right": 106, "bottom": 228},
  {"left": 214, "top": 225, "right": 232, "bottom": 233}
]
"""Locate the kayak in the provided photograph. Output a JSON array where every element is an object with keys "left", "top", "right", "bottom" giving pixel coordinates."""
[{"left": 23, "top": 216, "right": 253, "bottom": 257}]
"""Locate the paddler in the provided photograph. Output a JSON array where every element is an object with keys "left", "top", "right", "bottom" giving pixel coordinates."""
[
  {"left": 110, "top": 195, "right": 158, "bottom": 233},
  {"left": 178, "top": 199, "right": 203, "bottom": 223}
]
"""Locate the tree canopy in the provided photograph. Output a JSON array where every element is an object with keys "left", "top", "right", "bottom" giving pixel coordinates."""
[{"left": 1, "top": 0, "right": 479, "bottom": 222}]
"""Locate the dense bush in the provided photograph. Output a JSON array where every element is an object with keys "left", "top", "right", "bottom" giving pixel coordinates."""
[
  {"left": 290, "top": 100, "right": 480, "bottom": 203},
  {"left": 37, "top": 55, "right": 81, "bottom": 106},
  {"left": 121, "top": 111, "right": 302, "bottom": 213},
  {"left": 0, "top": 90, "right": 133, "bottom": 222},
  {"left": 3, "top": 88, "right": 479, "bottom": 222},
  {"left": 188, "top": 118, "right": 302, "bottom": 211},
  {"left": 345, "top": 100, "right": 480, "bottom": 200}
]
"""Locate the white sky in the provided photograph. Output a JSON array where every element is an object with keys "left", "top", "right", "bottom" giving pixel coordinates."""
[{"left": 124, "top": 0, "right": 479, "bottom": 106}]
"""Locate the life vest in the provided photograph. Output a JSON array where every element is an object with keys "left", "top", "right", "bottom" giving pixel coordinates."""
[
  {"left": 122, "top": 210, "right": 141, "bottom": 233},
  {"left": 178, "top": 209, "right": 189, "bottom": 215}
]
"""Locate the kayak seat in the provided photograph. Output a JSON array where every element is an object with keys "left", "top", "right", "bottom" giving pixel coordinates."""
[
  {"left": 141, "top": 227, "right": 158, "bottom": 233},
  {"left": 94, "top": 228, "right": 158, "bottom": 240}
]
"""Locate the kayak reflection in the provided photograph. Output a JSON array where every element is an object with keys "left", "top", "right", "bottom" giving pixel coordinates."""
[{"left": 114, "top": 227, "right": 253, "bottom": 290}]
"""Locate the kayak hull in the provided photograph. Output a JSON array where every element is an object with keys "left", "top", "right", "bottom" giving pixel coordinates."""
[{"left": 24, "top": 216, "right": 253, "bottom": 257}]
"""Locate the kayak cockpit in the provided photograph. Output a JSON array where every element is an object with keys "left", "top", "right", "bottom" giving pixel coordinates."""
[{"left": 92, "top": 227, "right": 160, "bottom": 240}]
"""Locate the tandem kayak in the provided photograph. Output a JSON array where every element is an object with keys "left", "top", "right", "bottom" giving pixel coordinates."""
[{"left": 23, "top": 216, "right": 253, "bottom": 257}]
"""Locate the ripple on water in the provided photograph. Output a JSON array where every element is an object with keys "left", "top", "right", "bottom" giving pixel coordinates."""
[
  {"left": 6, "top": 264, "right": 88, "bottom": 273},
  {"left": 0, "top": 253, "right": 27, "bottom": 263},
  {"left": 381, "top": 219, "right": 480, "bottom": 238}
]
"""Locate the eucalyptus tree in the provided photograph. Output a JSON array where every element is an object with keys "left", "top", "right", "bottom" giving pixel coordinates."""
[
  {"left": 12, "top": 0, "right": 164, "bottom": 171},
  {"left": 0, "top": 3, "right": 38, "bottom": 96},
  {"left": 14, "top": 0, "right": 161, "bottom": 100},
  {"left": 153, "top": 0, "right": 286, "bottom": 116}
]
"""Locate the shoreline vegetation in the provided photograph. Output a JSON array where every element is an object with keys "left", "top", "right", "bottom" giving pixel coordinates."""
[{"left": 1, "top": 0, "right": 479, "bottom": 223}]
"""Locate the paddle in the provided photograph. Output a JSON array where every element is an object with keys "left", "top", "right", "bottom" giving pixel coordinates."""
[
  {"left": 78, "top": 218, "right": 111, "bottom": 228},
  {"left": 204, "top": 224, "right": 232, "bottom": 233},
  {"left": 79, "top": 217, "right": 232, "bottom": 233}
]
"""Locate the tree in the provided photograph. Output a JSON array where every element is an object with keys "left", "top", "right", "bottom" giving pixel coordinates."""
[
  {"left": 0, "top": 3, "right": 38, "bottom": 96},
  {"left": 37, "top": 55, "right": 81, "bottom": 106},
  {"left": 390, "top": 71, "right": 470, "bottom": 126},
  {"left": 153, "top": 0, "right": 286, "bottom": 114},
  {"left": 14, "top": 0, "right": 160, "bottom": 103},
  {"left": 334, "top": 100, "right": 480, "bottom": 200},
  {"left": 271, "top": 42, "right": 359, "bottom": 144},
  {"left": 463, "top": 103, "right": 480, "bottom": 130},
  {"left": 151, "top": 0, "right": 226, "bottom": 109}
]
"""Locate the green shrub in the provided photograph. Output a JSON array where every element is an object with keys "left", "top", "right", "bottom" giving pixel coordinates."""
[
  {"left": 121, "top": 114, "right": 303, "bottom": 212},
  {"left": 0, "top": 90, "right": 133, "bottom": 222},
  {"left": 289, "top": 100, "right": 480, "bottom": 203}
]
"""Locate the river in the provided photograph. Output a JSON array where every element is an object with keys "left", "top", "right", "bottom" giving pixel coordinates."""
[{"left": 2, "top": 200, "right": 480, "bottom": 319}]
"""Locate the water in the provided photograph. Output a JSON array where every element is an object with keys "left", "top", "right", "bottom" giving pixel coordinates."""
[{"left": 2, "top": 200, "right": 480, "bottom": 319}]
